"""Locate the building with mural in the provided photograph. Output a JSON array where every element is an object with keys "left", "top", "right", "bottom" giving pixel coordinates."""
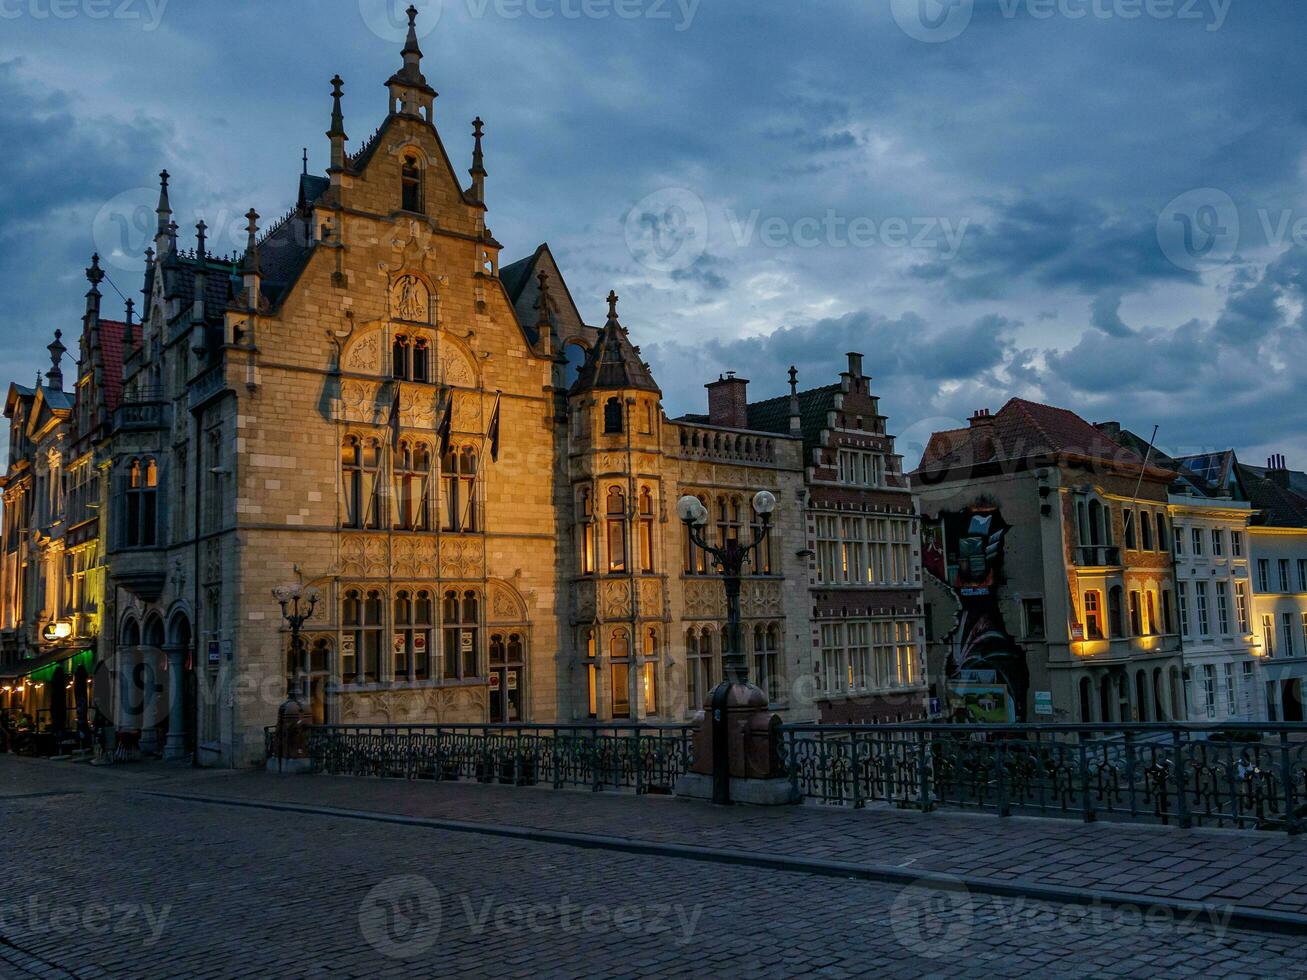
[
  {"left": 0, "top": 11, "right": 926, "bottom": 765},
  {"left": 913, "top": 399, "right": 1185, "bottom": 723}
]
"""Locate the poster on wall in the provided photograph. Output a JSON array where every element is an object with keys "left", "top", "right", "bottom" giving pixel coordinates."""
[{"left": 949, "top": 683, "right": 1016, "bottom": 724}]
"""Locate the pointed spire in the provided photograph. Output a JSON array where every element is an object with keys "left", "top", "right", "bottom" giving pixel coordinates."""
[
  {"left": 192, "top": 220, "right": 210, "bottom": 336},
  {"left": 242, "top": 208, "right": 262, "bottom": 310},
  {"left": 328, "top": 74, "right": 348, "bottom": 172},
  {"left": 155, "top": 170, "right": 172, "bottom": 234},
  {"left": 46, "top": 330, "right": 66, "bottom": 390},
  {"left": 302, "top": 147, "right": 309, "bottom": 175},
  {"left": 84, "top": 253, "right": 104, "bottom": 319},
  {"left": 606, "top": 290, "right": 619, "bottom": 324},
  {"left": 469, "top": 117, "right": 487, "bottom": 203},
  {"left": 195, "top": 220, "right": 208, "bottom": 261},
  {"left": 788, "top": 365, "right": 801, "bottom": 434},
  {"left": 386, "top": 4, "right": 436, "bottom": 118},
  {"left": 124, "top": 298, "right": 136, "bottom": 348}
]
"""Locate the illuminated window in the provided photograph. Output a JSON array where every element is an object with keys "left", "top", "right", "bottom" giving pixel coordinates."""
[
  {"left": 606, "top": 487, "right": 627, "bottom": 572},
  {"left": 1084, "top": 591, "right": 1103, "bottom": 640},
  {"left": 123, "top": 456, "right": 158, "bottom": 547},
  {"left": 441, "top": 447, "right": 478, "bottom": 532}
]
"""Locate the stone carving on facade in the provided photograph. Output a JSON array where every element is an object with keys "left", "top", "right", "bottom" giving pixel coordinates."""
[
  {"left": 437, "top": 340, "right": 476, "bottom": 388},
  {"left": 488, "top": 581, "right": 526, "bottom": 623},
  {"left": 342, "top": 332, "right": 381, "bottom": 374},
  {"left": 340, "top": 534, "right": 391, "bottom": 578},
  {"left": 390, "top": 536, "right": 438, "bottom": 579},
  {"left": 744, "top": 579, "right": 782, "bottom": 617},
  {"left": 392, "top": 273, "right": 430, "bottom": 323},
  {"left": 440, "top": 537, "right": 482, "bottom": 579},
  {"left": 603, "top": 580, "right": 631, "bottom": 620},
  {"left": 574, "top": 582, "right": 596, "bottom": 621},
  {"left": 340, "top": 684, "right": 488, "bottom": 725},
  {"left": 683, "top": 579, "right": 724, "bottom": 619},
  {"left": 638, "top": 578, "right": 662, "bottom": 616},
  {"left": 203, "top": 539, "right": 221, "bottom": 583}
]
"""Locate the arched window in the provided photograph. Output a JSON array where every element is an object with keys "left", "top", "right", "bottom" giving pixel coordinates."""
[
  {"left": 342, "top": 437, "right": 383, "bottom": 529},
  {"left": 441, "top": 447, "right": 478, "bottom": 532},
  {"left": 638, "top": 487, "right": 655, "bottom": 573},
  {"left": 1084, "top": 590, "right": 1103, "bottom": 640},
  {"left": 394, "top": 589, "right": 433, "bottom": 683},
  {"left": 642, "top": 628, "right": 658, "bottom": 715},
  {"left": 610, "top": 628, "right": 631, "bottom": 718},
  {"left": 584, "top": 628, "right": 598, "bottom": 718},
  {"left": 342, "top": 588, "right": 382, "bottom": 684},
  {"left": 393, "top": 442, "right": 432, "bottom": 531},
  {"left": 578, "top": 488, "right": 595, "bottom": 575},
  {"left": 684, "top": 494, "right": 709, "bottom": 575},
  {"left": 392, "top": 334, "right": 409, "bottom": 380},
  {"left": 442, "top": 589, "right": 480, "bottom": 680},
  {"left": 124, "top": 456, "right": 158, "bottom": 547},
  {"left": 603, "top": 397, "right": 623, "bottom": 434},
  {"left": 412, "top": 337, "right": 429, "bottom": 383},
  {"left": 401, "top": 153, "right": 422, "bottom": 212},
  {"left": 606, "top": 487, "right": 627, "bottom": 573}
]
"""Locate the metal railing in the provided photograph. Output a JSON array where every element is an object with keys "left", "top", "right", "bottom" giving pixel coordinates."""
[
  {"left": 780, "top": 722, "right": 1307, "bottom": 832},
  {"left": 294, "top": 723, "right": 695, "bottom": 794}
]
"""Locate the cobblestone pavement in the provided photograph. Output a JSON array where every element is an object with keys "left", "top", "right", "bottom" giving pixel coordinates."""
[
  {"left": 3, "top": 758, "right": 1307, "bottom": 979},
  {"left": 152, "top": 762, "right": 1307, "bottom": 918}
]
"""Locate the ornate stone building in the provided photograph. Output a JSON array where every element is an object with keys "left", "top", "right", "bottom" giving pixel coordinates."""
[{"left": 0, "top": 11, "right": 925, "bottom": 764}]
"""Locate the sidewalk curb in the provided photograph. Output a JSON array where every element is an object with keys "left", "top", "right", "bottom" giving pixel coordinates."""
[{"left": 141, "top": 789, "right": 1307, "bottom": 938}]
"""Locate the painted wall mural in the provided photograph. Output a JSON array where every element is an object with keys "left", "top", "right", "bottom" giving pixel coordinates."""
[{"left": 925, "top": 504, "right": 1030, "bottom": 723}]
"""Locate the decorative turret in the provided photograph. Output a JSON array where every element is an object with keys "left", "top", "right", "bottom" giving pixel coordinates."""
[
  {"left": 46, "top": 330, "right": 66, "bottom": 391},
  {"left": 327, "top": 75, "right": 348, "bottom": 174},
  {"left": 385, "top": 5, "right": 436, "bottom": 120},
  {"left": 81, "top": 253, "right": 104, "bottom": 369},
  {"left": 154, "top": 170, "right": 175, "bottom": 256},
  {"left": 124, "top": 298, "right": 136, "bottom": 349},
  {"left": 469, "top": 117, "right": 487, "bottom": 204},
  {"left": 534, "top": 268, "right": 554, "bottom": 355},
  {"left": 568, "top": 291, "right": 661, "bottom": 396}
]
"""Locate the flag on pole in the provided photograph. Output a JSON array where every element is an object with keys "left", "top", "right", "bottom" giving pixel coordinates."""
[
  {"left": 487, "top": 392, "right": 502, "bottom": 463},
  {"left": 436, "top": 390, "right": 453, "bottom": 458}
]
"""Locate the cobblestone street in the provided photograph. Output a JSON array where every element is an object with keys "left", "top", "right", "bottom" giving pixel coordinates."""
[{"left": 3, "top": 758, "right": 1307, "bottom": 979}]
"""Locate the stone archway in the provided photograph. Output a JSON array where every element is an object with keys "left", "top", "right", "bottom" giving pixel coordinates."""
[{"left": 163, "top": 609, "right": 193, "bottom": 761}]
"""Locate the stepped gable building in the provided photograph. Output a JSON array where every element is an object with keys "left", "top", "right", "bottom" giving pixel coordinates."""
[
  {"left": 680, "top": 354, "right": 927, "bottom": 723},
  {"left": 913, "top": 398, "right": 1184, "bottom": 724},
  {"left": 0, "top": 9, "right": 931, "bottom": 764}
]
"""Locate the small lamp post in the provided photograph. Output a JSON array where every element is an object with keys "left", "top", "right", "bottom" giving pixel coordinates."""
[
  {"left": 272, "top": 583, "right": 320, "bottom": 769},
  {"left": 677, "top": 490, "right": 776, "bottom": 804}
]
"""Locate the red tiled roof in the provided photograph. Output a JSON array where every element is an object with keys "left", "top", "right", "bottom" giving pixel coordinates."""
[
  {"left": 96, "top": 320, "right": 134, "bottom": 413},
  {"left": 916, "top": 397, "right": 1152, "bottom": 477}
]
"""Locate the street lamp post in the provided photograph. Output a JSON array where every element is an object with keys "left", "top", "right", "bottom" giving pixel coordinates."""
[
  {"left": 677, "top": 489, "right": 776, "bottom": 804},
  {"left": 272, "top": 583, "right": 320, "bottom": 769}
]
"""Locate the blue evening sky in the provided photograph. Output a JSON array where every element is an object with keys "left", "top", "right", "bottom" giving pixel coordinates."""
[{"left": 1, "top": 0, "right": 1304, "bottom": 467}]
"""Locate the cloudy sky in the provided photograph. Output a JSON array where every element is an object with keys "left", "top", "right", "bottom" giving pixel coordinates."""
[{"left": 1, "top": 0, "right": 1304, "bottom": 467}]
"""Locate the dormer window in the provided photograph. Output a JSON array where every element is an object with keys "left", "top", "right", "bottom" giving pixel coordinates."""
[{"left": 401, "top": 154, "right": 422, "bottom": 212}]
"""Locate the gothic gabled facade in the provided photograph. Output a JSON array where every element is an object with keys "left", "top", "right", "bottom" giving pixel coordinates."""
[{"left": 0, "top": 10, "right": 927, "bottom": 765}]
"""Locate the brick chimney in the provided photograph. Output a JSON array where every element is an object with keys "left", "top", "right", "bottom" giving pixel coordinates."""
[
  {"left": 706, "top": 372, "right": 749, "bottom": 428},
  {"left": 969, "top": 408, "right": 994, "bottom": 428},
  {"left": 1268, "top": 454, "right": 1291, "bottom": 488}
]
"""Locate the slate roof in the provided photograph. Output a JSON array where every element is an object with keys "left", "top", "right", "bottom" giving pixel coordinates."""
[
  {"left": 1237, "top": 464, "right": 1307, "bottom": 527},
  {"left": 914, "top": 397, "right": 1160, "bottom": 479},
  {"left": 746, "top": 383, "right": 842, "bottom": 452},
  {"left": 568, "top": 315, "right": 660, "bottom": 395},
  {"left": 254, "top": 213, "right": 315, "bottom": 309}
]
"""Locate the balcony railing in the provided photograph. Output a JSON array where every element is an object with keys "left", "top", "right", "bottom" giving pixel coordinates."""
[
  {"left": 677, "top": 424, "right": 780, "bottom": 464},
  {"left": 781, "top": 722, "right": 1307, "bottom": 832},
  {"left": 113, "top": 401, "right": 167, "bottom": 431},
  {"left": 1074, "top": 545, "right": 1121, "bottom": 567},
  {"left": 292, "top": 723, "right": 695, "bottom": 794}
]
